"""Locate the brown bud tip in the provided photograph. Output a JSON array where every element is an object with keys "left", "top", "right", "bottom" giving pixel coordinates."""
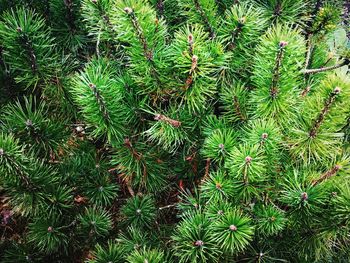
[
  {"left": 333, "top": 86, "right": 341, "bottom": 94},
  {"left": 215, "top": 182, "right": 222, "bottom": 189},
  {"left": 261, "top": 133, "right": 269, "bottom": 139},
  {"left": 124, "top": 7, "right": 133, "bottom": 14},
  {"left": 245, "top": 156, "right": 252, "bottom": 163},
  {"left": 301, "top": 192, "right": 308, "bottom": 201},
  {"left": 91, "top": 0, "right": 97, "bottom": 3},
  {"left": 0, "top": 148, "right": 4, "bottom": 156},
  {"left": 192, "top": 55, "right": 198, "bottom": 63},
  {"left": 229, "top": 225, "right": 237, "bottom": 231},
  {"left": 16, "top": 27, "right": 22, "bottom": 32},
  {"left": 188, "top": 34, "right": 193, "bottom": 43},
  {"left": 154, "top": 114, "right": 161, "bottom": 121},
  {"left": 218, "top": 143, "right": 225, "bottom": 150},
  {"left": 270, "top": 216, "right": 276, "bottom": 222},
  {"left": 88, "top": 83, "right": 95, "bottom": 89},
  {"left": 334, "top": 164, "right": 342, "bottom": 171},
  {"left": 194, "top": 240, "right": 204, "bottom": 246},
  {"left": 279, "top": 41, "right": 288, "bottom": 48},
  {"left": 47, "top": 226, "right": 53, "bottom": 232}
]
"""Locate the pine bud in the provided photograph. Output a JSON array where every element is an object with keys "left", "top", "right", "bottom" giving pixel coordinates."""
[
  {"left": 188, "top": 34, "right": 194, "bottom": 44},
  {"left": 0, "top": 148, "right": 4, "bottom": 156},
  {"left": 300, "top": 192, "right": 308, "bottom": 201},
  {"left": 229, "top": 224, "right": 237, "bottom": 231},
  {"left": 270, "top": 216, "right": 276, "bottom": 222},
  {"left": 89, "top": 83, "right": 96, "bottom": 90},
  {"left": 98, "top": 186, "right": 104, "bottom": 192},
  {"left": 136, "top": 209, "right": 142, "bottom": 214},
  {"left": 91, "top": 0, "right": 97, "bottom": 3},
  {"left": 47, "top": 226, "right": 53, "bottom": 232},
  {"left": 261, "top": 133, "right": 268, "bottom": 140},
  {"left": 215, "top": 182, "right": 222, "bottom": 189},
  {"left": 16, "top": 27, "right": 22, "bottom": 33},
  {"left": 194, "top": 240, "right": 204, "bottom": 246},
  {"left": 245, "top": 156, "right": 252, "bottom": 163},
  {"left": 217, "top": 210, "right": 224, "bottom": 215},
  {"left": 192, "top": 55, "right": 198, "bottom": 63},
  {"left": 238, "top": 16, "right": 246, "bottom": 24},
  {"left": 124, "top": 7, "right": 133, "bottom": 14},
  {"left": 279, "top": 41, "right": 288, "bottom": 48},
  {"left": 25, "top": 119, "right": 33, "bottom": 127},
  {"left": 333, "top": 86, "right": 341, "bottom": 94},
  {"left": 75, "top": 126, "right": 84, "bottom": 133},
  {"left": 218, "top": 143, "right": 225, "bottom": 150}
]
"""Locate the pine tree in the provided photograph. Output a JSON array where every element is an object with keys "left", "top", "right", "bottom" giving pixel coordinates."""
[{"left": 0, "top": 1, "right": 350, "bottom": 263}]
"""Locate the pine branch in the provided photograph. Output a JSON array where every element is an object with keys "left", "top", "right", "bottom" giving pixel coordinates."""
[
  {"left": 193, "top": 0, "right": 215, "bottom": 38},
  {"left": 270, "top": 41, "right": 288, "bottom": 98},
  {"left": 204, "top": 158, "right": 210, "bottom": 180},
  {"left": 309, "top": 86, "right": 341, "bottom": 138},
  {"left": 303, "top": 59, "right": 350, "bottom": 75},
  {"left": 156, "top": 0, "right": 164, "bottom": 16},
  {"left": 89, "top": 83, "right": 110, "bottom": 122},
  {"left": 183, "top": 55, "right": 198, "bottom": 90},
  {"left": 0, "top": 149, "right": 35, "bottom": 189},
  {"left": 188, "top": 33, "right": 194, "bottom": 56},
  {"left": 233, "top": 95, "right": 246, "bottom": 121},
  {"left": 227, "top": 17, "right": 245, "bottom": 50},
  {"left": 124, "top": 138, "right": 142, "bottom": 160},
  {"left": 300, "top": 86, "right": 311, "bottom": 97},
  {"left": 17, "top": 27, "right": 38, "bottom": 74},
  {"left": 92, "top": 0, "right": 115, "bottom": 36},
  {"left": 154, "top": 114, "right": 182, "bottom": 127},
  {"left": 304, "top": 34, "right": 313, "bottom": 70},
  {"left": 124, "top": 7, "right": 153, "bottom": 60},
  {"left": 63, "top": 0, "right": 77, "bottom": 31},
  {"left": 311, "top": 164, "right": 341, "bottom": 186}
]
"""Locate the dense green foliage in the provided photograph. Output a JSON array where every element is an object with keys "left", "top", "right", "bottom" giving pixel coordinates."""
[{"left": 0, "top": 0, "right": 350, "bottom": 262}]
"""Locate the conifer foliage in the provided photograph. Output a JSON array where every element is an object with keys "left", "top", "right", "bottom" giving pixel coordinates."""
[{"left": 0, "top": 0, "right": 350, "bottom": 262}]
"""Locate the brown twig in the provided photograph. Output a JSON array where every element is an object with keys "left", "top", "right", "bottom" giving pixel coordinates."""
[
  {"left": 311, "top": 164, "right": 342, "bottom": 186},
  {"left": 303, "top": 59, "right": 350, "bottom": 75},
  {"left": 309, "top": 87, "right": 341, "bottom": 138},
  {"left": 154, "top": 114, "right": 182, "bottom": 127}
]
